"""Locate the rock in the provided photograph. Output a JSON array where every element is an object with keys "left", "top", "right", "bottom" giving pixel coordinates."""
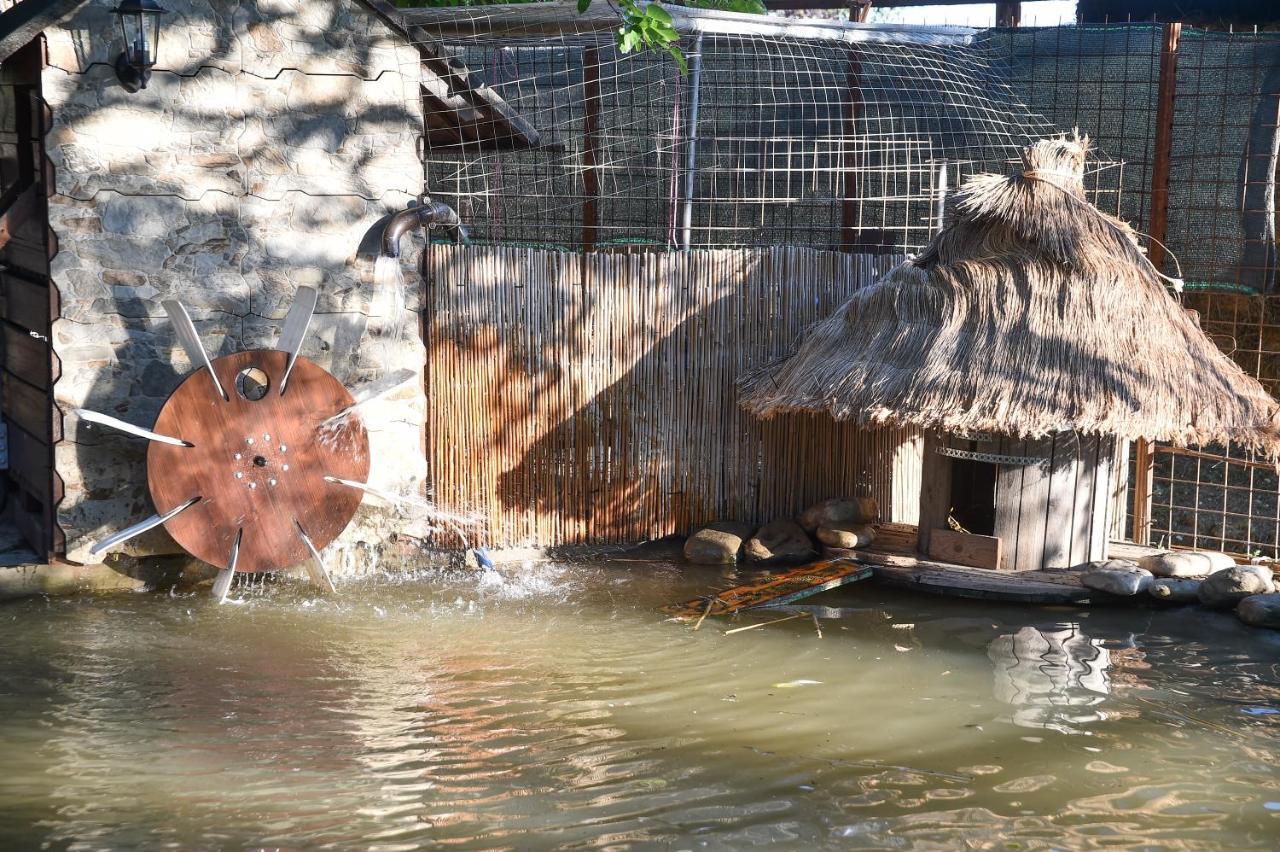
[
  {"left": 1137, "top": 551, "right": 1235, "bottom": 578},
  {"left": 1237, "top": 594, "right": 1280, "bottom": 629},
  {"left": 1148, "top": 577, "right": 1202, "bottom": 603},
  {"left": 1198, "top": 567, "right": 1276, "bottom": 609},
  {"left": 1079, "top": 561, "right": 1152, "bottom": 596},
  {"left": 684, "top": 521, "right": 753, "bottom": 565},
  {"left": 815, "top": 523, "right": 876, "bottom": 549},
  {"left": 799, "top": 497, "right": 879, "bottom": 533},
  {"left": 743, "top": 519, "right": 816, "bottom": 566}
]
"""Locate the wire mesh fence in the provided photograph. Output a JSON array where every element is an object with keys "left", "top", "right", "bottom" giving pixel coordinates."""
[{"left": 396, "top": 4, "right": 1280, "bottom": 556}]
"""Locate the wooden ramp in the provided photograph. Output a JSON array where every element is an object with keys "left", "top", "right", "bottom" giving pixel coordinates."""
[{"left": 665, "top": 558, "right": 873, "bottom": 620}]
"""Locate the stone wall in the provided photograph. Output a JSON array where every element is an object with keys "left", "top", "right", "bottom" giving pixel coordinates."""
[{"left": 45, "top": 0, "right": 431, "bottom": 568}]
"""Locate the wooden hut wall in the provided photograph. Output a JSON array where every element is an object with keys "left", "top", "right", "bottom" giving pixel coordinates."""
[
  {"left": 425, "top": 245, "right": 921, "bottom": 547},
  {"left": 921, "top": 432, "right": 1117, "bottom": 572}
]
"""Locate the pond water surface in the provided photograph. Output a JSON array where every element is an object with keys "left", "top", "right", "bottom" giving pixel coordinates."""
[{"left": 1, "top": 561, "right": 1278, "bottom": 848}]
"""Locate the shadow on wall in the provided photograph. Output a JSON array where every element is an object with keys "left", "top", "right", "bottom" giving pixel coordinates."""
[{"left": 54, "top": 1, "right": 427, "bottom": 560}]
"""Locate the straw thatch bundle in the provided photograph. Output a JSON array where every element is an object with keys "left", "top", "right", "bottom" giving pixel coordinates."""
[{"left": 740, "top": 135, "right": 1280, "bottom": 455}]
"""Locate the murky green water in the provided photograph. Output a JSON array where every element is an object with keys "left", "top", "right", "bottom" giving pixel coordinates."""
[{"left": 1, "top": 561, "right": 1278, "bottom": 849}]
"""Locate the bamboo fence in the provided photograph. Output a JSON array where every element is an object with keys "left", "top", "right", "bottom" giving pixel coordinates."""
[{"left": 425, "top": 245, "right": 922, "bottom": 547}]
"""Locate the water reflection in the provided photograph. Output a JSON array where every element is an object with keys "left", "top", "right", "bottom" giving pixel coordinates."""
[{"left": 988, "top": 625, "right": 1111, "bottom": 734}]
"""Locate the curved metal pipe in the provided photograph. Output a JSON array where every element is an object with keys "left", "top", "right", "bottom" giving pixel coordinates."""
[{"left": 380, "top": 199, "right": 468, "bottom": 258}]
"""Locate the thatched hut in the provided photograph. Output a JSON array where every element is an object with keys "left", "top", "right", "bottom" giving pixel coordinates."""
[{"left": 741, "top": 136, "right": 1280, "bottom": 572}]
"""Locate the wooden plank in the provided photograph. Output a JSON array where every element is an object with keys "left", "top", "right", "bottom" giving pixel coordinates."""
[
  {"left": 853, "top": 550, "right": 1091, "bottom": 604},
  {"left": 916, "top": 432, "right": 951, "bottom": 556},
  {"left": 4, "top": 416, "right": 49, "bottom": 501},
  {"left": 1012, "top": 437, "right": 1052, "bottom": 571},
  {"left": 992, "top": 436, "right": 1025, "bottom": 570},
  {"left": 1109, "top": 439, "right": 1131, "bottom": 541},
  {"left": 1042, "top": 432, "right": 1079, "bottom": 570},
  {"left": 0, "top": 268, "right": 54, "bottom": 333},
  {"left": 928, "top": 528, "right": 1001, "bottom": 570},
  {"left": 1, "top": 369, "right": 53, "bottom": 442},
  {"left": 2, "top": 318, "right": 50, "bottom": 387},
  {"left": 663, "top": 557, "right": 874, "bottom": 620},
  {"left": 1087, "top": 437, "right": 1114, "bottom": 562},
  {"left": 0, "top": 1, "right": 87, "bottom": 68}
]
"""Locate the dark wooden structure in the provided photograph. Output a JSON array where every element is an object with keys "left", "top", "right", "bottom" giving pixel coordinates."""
[
  {"left": 148, "top": 351, "right": 370, "bottom": 574},
  {"left": 917, "top": 432, "right": 1116, "bottom": 572},
  {"left": 0, "top": 33, "right": 57, "bottom": 562}
]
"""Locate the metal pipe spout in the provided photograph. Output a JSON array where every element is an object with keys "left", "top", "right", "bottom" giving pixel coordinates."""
[{"left": 380, "top": 198, "right": 469, "bottom": 258}]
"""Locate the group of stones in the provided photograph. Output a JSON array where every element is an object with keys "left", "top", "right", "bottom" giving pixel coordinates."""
[
  {"left": 683, "top": 497, "right": 879, "bottom": 566},
  {"left": 1079, "top": 552, "right": 1279, "bottom": 629}
]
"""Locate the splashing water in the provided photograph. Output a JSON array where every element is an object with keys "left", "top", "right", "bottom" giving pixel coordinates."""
[
  {"left": 319, "top": 367, "right": 417, "bottom": 441},
  {"left": 325, "top": 475, "right": 485, "bottom": 548},
  {"left": 368, "top": 255, "right": 412, "bottom": 376}
]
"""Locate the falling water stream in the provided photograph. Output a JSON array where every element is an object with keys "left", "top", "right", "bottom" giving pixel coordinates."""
[{"left": 0, "top": 565, "right": 1277, "bottom": 848}]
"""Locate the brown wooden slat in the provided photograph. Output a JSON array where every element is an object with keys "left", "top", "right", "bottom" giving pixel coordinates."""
[
  {"left": 0, "top": 267, "right": 55, "bottom": 333},
  {"left": 916, "top": 432, "right": 950, "bottom": 556},
  {"left": 1, "top": 370, "right": 54, "bottom": 442},
  {"left": 992, "top": 436, "right": 1026, "bottom": 570},
  {"left": 4, "top": 416, "right": 49, "bottom": 500},
  {"left": 2, "top": 317, "right": 49, "bottom": 386},
  {"left": 928, "top": 528, "right": 1001, "bottom": 570},
  {"left": 1041, "top": 432, "right": 1078, "bottom": 570}
]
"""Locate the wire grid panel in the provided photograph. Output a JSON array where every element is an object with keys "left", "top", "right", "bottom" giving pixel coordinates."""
[{"left": 405, "top": 7, "right": 1116, "bottom": 252}]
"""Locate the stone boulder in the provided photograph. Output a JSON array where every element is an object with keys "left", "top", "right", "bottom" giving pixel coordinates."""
[
  {"left": 1148, "top": 577, "right": 1202, "bottom": 603},
  {"left": 1079, "top": 560, "right": 1152, "bottom": 596},
  {"left": 743, "top": 519, "right": 817, "bottom": 566},
  {"left": 1137, "top": 550, "right": 1235, "bottom": 579},
  {"left": 1198, "top": 566, "right": 1276, "bottom": 609},
  {"left": 1237, "top": 594, "right": 1280, "bottom": 629},
  {"left": 815, "top": 522, "right": 876, "bottom": 550},
  {"left": 684, "top": 521, "right": 753, "bottom": 565},
  {"left": 799, "top": 497, "right": 879, "bottom": 533}
]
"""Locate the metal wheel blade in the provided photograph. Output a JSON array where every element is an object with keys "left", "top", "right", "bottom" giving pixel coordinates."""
[
  {"left": 89, "top": 497, "right": 201, "bottom": 556},
  {"left": 162, "top": 300, "right": 228, "bottom": 401},
  {"left": 295, "top": 521, "right": 336, "bottom": 593},
  {"left": 74, "top": 409, "right": 190, "bottom": 447},
  {"left": 278, "top": 286, "right": 318, "bottom": 394},
  {"left": 212, "top": 528, "right": 242, "bottom": 603}
]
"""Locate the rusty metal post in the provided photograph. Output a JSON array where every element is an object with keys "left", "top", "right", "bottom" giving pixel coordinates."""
[
  {"left": 1132, "top": 21, "right": 1182, "bottom": 545},
  {"left": 840, "top": 45, "right": 862, "bottom": 251},
  {"left": 995, "top": 2, "right": 1021, "bottom": 27},
  {"left": 582, "top": 46, "right": 600, "bottom": 253}
]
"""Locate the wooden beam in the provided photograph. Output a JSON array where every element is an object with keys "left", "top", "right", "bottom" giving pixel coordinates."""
[
  {"left": 839, "top": 45, "right": 861, "bottom": 250},
  {"left": 581, "top": 45, "right": 600, "bottom": 252},
  {"left": 0, "top": 1, "right": 90, "bottom": 63},
  {"left": 928, "top": 528, "right": 1002, "bottom": 570},
  {"left": 1133, "top": 22, "right": 1180, "bottom": 547},
  {"left": 995, "top": 1, "right": 1021, "bottom": 26},
  {"left": 1147, "top": 22, "right": 1180, "bottom": 273}
]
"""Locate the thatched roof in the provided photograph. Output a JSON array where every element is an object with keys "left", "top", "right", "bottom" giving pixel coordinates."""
[{"left": 740, "top": 136, "right": 1280, "bottom": 455}]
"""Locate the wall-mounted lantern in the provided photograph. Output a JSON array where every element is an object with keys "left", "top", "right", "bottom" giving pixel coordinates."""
[{"left": 112, "top": 0, "right": 168, "bottom": 93}]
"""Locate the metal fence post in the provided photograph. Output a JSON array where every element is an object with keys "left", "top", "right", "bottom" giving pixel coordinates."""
[{"left": 1132, "top": 21, "right": 1181, "bottom": 546}]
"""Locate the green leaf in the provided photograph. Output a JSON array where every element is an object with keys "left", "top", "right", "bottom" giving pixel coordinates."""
[
  {"left": 647, "top": 4, "right": 673, "bottom": 24},
  {"left": 667, "top": 44, "right": 689, "bottom": 75},
  {"left": 577, "top": 0, "right": 591, "bottom": 13}
]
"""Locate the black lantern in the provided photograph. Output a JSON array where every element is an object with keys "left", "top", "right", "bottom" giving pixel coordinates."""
[{"left": 112, "top": 0, "right": 168, "bottom": 93}]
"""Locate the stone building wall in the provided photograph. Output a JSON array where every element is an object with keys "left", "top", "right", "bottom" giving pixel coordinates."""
[{"left": 45, "top": 0, "right": 430, "bottom": 568}]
